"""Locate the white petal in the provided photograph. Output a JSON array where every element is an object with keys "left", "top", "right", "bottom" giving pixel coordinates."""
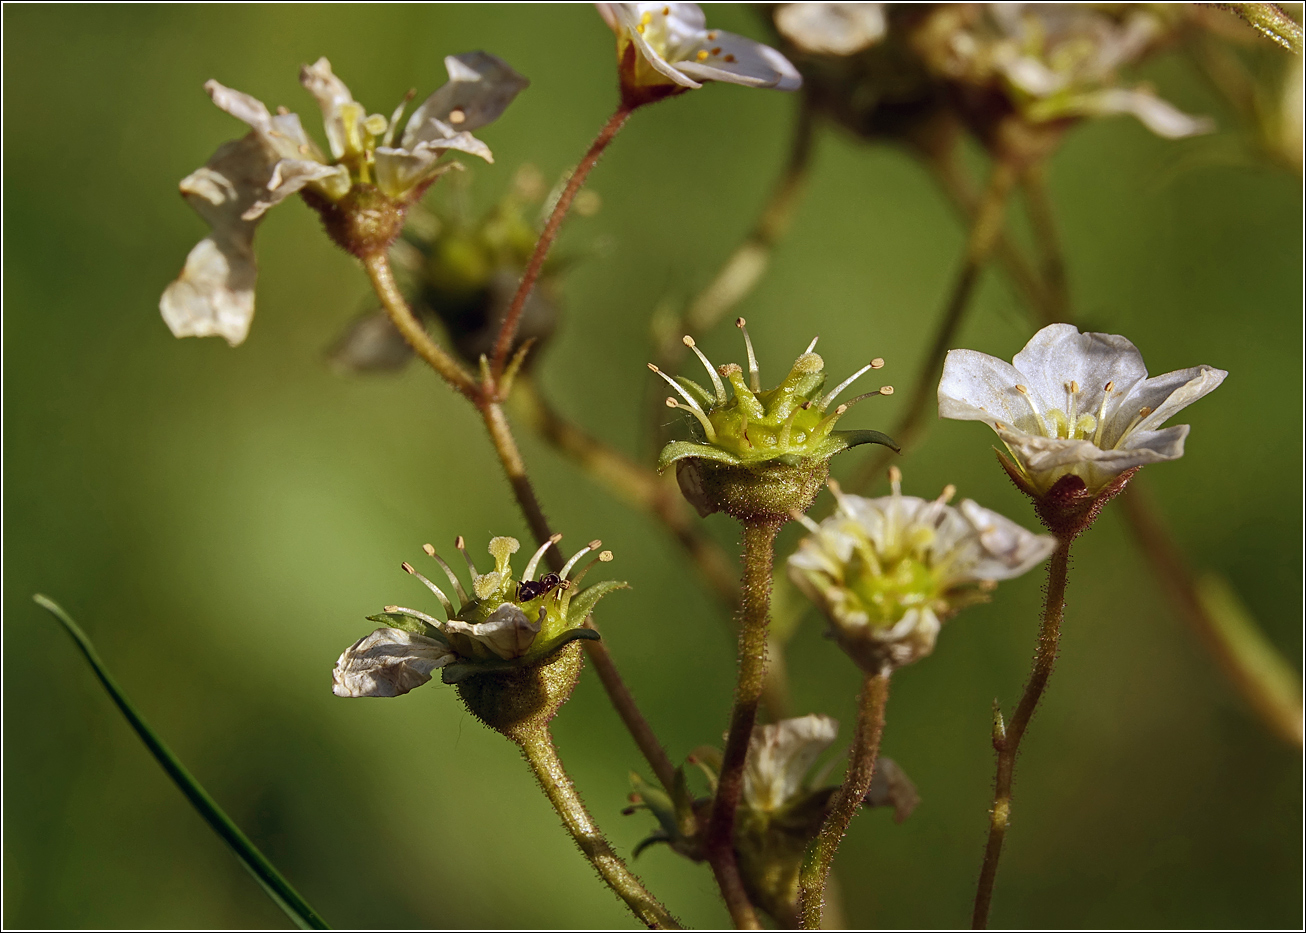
[
  {"left": 1125, "top": 366, "right": 1227, "bottom": 436},
  {"left": 373, "top": 146, "right": 461, "bottom": 200},
  {"left": 300, "top": 57, "right": 362, "bottom": 160},
  {"left": 402, "top": 51, "right": 529, "bottom": 146},
  {"left": 1119, "top": 424, "right": 1189, "bottom": 461},
  {"left": 444, "top": 604, "right": 541, "bottom": 660},
  {"left": 1010, "top": 324, "right": 1149, "bottom": 422},
  {"left": 1000, "top": 56, "right": 1066, "bottom": 97},
  {"left": 331, "top": 627, "right": 454, "bottom": 698},
  {"left": 774, "top": 3, "right": 886, "bottom": 56},
  {"left": 957, "top": 500, "right": 1056, "bottom": 582},
  {"left": 673, "top": 31, "right": 802, "bottom": 90},
  {"left": 1082, "top": 88, "right": 1214, "bottom": 139},
  {"left": 744, "top": 714, "right": 839, "bottom": 812},
  {"left": 937, "top": 348, "right": 1029, "bottom": 430},
  {"left": 242, "top": 159, "right": 347, "bottom": 220},
  {"left": 160, "top": 133, "right": 278, "bottom": 346}
]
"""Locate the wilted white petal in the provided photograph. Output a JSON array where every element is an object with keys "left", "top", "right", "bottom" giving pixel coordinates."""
[
  {"left": 403, "top": 51, "right": 529, "bottom": 145},
  {"left": 300, "top": 57, "right": 364, "bottom": 160},
  {"left": 160, "top": 133, "right": 278, "bottom": 346},
  {"left": 775, "top": 3, "right": 886, "bottom": 56},
  {"left": 444, "top": 603, "right": 541, "bottom": 659},
  {"left": 205, "top": 80, "right": 317, "bottom": 163},
  {"left": 331, "top": 627, "right": 454, "bottom": 698},
  {"left": 1000, "top": 55, "right": 1066, "bottom": 97},
  {"left": 864, "top": 757, "right": 920, "bottom": 823},
  {"left": 675, "top": 31, "right": 803, "bottom": 90},
  {"left": 327, "top": 310, "right": 414, "bottom": 373},
  {"left": 744, "top": 714, "right": 839, "bottom": 812},
  {"left": 1081, "top": 88, "right": 1214, "bottom": 139},
  {"left": 242, "top": 159, "right": 347, "bottom": 220},
  {"left": 957, "top": 500, "right": 1057, "bottom": 582}
]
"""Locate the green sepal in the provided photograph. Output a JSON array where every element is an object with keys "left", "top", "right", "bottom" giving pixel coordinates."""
[
  {"left": 810, "top": 428, "right": 899, "bottom": 461},
  {"left": 439, "top": 627, "right": 600, "bottom": 684},
  {"left": 632, "top": 830, "right": 674, "bottom": 859},
  {"left": 657, "top": 440, "right": 743, "bottom": 473},
  {"left": 565, "top": 579, "right": 629, "bottom": 627},
  {"left": 629, "top": 771, "right": 681, "bottom": 840},
  {"left": 674, "top": 376, "right": 716, "bottom": 412},
  {"left": 688, "top": 744, "right": 723, "bottom": 789},
  {"left": 365, "top": 610, "right": 446, "bottom": 641}
]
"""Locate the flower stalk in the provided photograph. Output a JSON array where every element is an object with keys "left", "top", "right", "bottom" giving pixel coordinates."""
[
  {"left": 517, "top": 726, "right": 680, "bottom": 929},
  {"left": 490, "top": 104, "right": 633, "bottom": 381},
  {"left": 971, "top": 534, "right": 1072, "bottom": 929},
  {"left": 705, "top": 518, "right": 781, "bottom": 931},
  {"left": 796, "top": 668, "right": 891, "bottom": 929}
]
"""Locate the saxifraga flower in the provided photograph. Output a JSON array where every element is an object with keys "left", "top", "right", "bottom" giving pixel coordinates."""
[
  {"left": 161, "top": 53, "right": 528, "bottom": 346},
  {"left": 938, "top": 323, "right": 1226, "bottom": 531},
  {"left": 788, "top": 470, "right": 1055, "bottom": 672}
]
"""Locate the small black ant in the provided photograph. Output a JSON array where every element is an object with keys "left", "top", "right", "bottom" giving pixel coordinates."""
[{"left": 517, "top": 572, "right": 567, "bottom": 603}]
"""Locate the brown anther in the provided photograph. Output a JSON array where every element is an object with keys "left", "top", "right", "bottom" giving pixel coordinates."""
[
  {"left": 711, "top": 46, "right": 722, "bottom": 55},
  {"left": 401, "top": 561, "right": 416, "bottom": 574},
  {"left": 647, "top": 362, "right": 661, "bottom": 373},
  {"left": 887, "top": 465, "right": 902, "bottom": 485},
  {"left": 871, "top": 358, "right": 885, "bottom": 369},
  {"left": 663, "top": 5, "right": 670, "bottom": 14},
  {"left": 1140, "top": 406, "right": 1152, "bottom": 416},
  {"left": 384, "top": 605, "right": 400, "bottom": 612},
  {"left": 549, "top": 533, "right": 563, "bottom": 544},
  {"left": 455, "top": 535, "right": 466, "bottom": 549},
  {"left": 1016, "top": 384, "right": 1029, "bottom": 394},
  {"left": 940, "top": 484, "right": 957, "bottom": 503},
  {"left": 1104, "top": 381, "right": 1115, "bottom": 392},
  {"left": 735, "top": 316, "right": 747, "bottom": 327},
  {"left": 1069, "top": 380, "right": 1080, "bottom": 393},
  {"left": 835, "top": 404, "right": 848, "bottom": 415},
  {"left": 724, "top": 53, "right": 736, "bottom": 62},
  {"left": 707, "top": 31, "right": 717, "bottom": 40},
  {"left": 588, "top": 539, "right": 602, "bottom": 550},
  {"left": 276, "top": 105, "right": 290, "bottom": 115},
  {"left": 422, "top": 543, "right": 436, "bottom": 556},
  {"left": 880, "top": 385, "right": 894, "bottom": 395},
  {"left": 665, "top": 397, "right": 678, "bottom": 408},
  {"left": 449, "top": 107, "right": 466, "bottom": 124},
  {"left": 682, "top": 335, "right": 696, "bottom": 347}
]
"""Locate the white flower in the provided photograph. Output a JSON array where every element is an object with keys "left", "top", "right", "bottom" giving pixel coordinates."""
[
  {"left": 926, "top": 3, "right": 1211, "bottom": 138},
  {"left": 938, "top": 323, "right": 1227, "bottom": 498},
  {"left": 161, "top": 53, "right": 527, "bottom": 346},
  {"left": 774, "top": 3, "right": 886, "bottom": 57},
  {"left": 597, "top": 2, "right": 800, "bottom": 100},
  {"left": 789, "top": 472, "right": 1054, "bottom": 670},
  {"left": 333, "top": 535, "right": 623, "bottom": 697},
  {"left": 743, "top": 714, "right": 839, "bottom": 814}
]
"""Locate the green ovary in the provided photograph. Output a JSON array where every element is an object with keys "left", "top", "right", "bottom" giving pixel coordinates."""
[{"left": 844, "top": 557, "right": 938, "bottom": 629}]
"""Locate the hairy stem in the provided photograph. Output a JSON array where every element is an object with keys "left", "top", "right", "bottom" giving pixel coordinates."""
[
  {"left": 1216, "top": 2, "right": 1304, "bottom": 52},
  {"left": 479, "top": 398, "right": 679, "bottom": 791},
  {"left": 797, "top": 668, "right": 891, "bottom": 929},
  {"left": 972, "top": 535, "right": 1072, "bottom": 929},
  {"left": 706, "top": 519, "right": 781, "bottom": 930},
  {"left": 491, "top": 104, "right": 633, "bottom": 379},
  {"left": 853, "top": 157, "right": 1019, "bottom": 490},
  {"left": 362, "top": 251, "right": 477, "bottom": 399},
  {"left": 518, "top": 727, "right": 680, "bottom": 929},
  {"left": 511, "top": 376, "right": 740, "bottom": 611}
]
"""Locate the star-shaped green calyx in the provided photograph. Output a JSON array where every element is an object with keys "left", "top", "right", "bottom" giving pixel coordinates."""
[{"left": 652, "top": 319, "right": 898, "bottom": 521}]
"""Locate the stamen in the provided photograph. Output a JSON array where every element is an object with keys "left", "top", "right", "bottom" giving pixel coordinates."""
[
  {"left": 841, "top": 386, "right": 893, "bottom": 408},
  {"left": 682, "top": 335, "right": 726, "bottom": 403},
  {"left": 648, "top": 363, "right": 709, "bottom": 416},
  {"left": 1093, "top": 381, "right": 1114, "bottom": 446},
  {"left": 567, "top": 549, "right": 614, "bottom": 588},
  {"left": 1015, "top": 384, "right": 1051, "bottom": 436},
  {"left": 870, "top": 358, "right": 885, "bottom": 369},
  {"left": 1066, "top": 380, "right": 1080, "bottom": 431},
  {"left": 888, "top": 465, "right": 902, "bottom": 497},
  {"left": 384, "top": 89, "right": 416, "bottom": 147},
  {"left": 777, "top": 406, "right": 802, "bottom": 448},
  {"left": 789, "top": 509, "right": 823, "bottom": 534},
  {"left": 561, "top": 540, "right": 603, "bottom": 579},
  {"left": 523, "top": 533, "right": 563, "bottom": 582},
  {"left": 814, "top": 403, "right": 848, "bottom": 435},
  {"left": 817, "top": 362, "right": 876, "bottom": 411},
  {"left": 739, "top": 407, "right": 753, "bottom": 448},
  {"left": 455, "top": 535, "right": 480, "bottom": 579},
  {"left": 696, "top": 50, "right": 709, "bottom": 62},
  {"left": 401, "top": 562, "right": 454, "bottom": 616},
  {"left": 826, "top": 477, "right": 851, "bottom": 515},
  {"left": 666, "top": 397, "right": 717, "bottom": 441},
  {"left": 423, "top": 543, "right": 469, "bottom": 607},
  {"left": 448, "top": 106, "right": 466, "bottom": 125},
  {"left": 736, "top": 317, "right": 761, "bottom": 392},
  {"left": 1113, "top": 406, "right": 1152, "bottom": 449},
  {"left": 805, "top": 336, "right": 819, "bottom": 354}
]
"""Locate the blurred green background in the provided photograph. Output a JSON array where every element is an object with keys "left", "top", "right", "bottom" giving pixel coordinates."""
[{"left": 4, "top": 4, "right": 1300, "bottom": 929}]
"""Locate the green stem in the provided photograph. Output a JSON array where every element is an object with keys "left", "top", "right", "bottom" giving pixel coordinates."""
[
  {"left": 797, "top": 668, "right": 891, "bottom": 929},
  {"left": 33, "top": 595, "right": 329, "bottom": 930},
  {"left": 971, "top": 535, "right": 1072, "bottom": 929},
  {"left": 706, "top": 519, "right": 781, "bottom": 931},
  {"left": 491, "top": 104, "right": 633, "bottom": 381},
  {"left": 362, "top": 251, "right": 477, "bottom": 399},
  {"left": 479, "top": 398, "right": 679, "bottom": 792},
  {"left": 853, "top": 157, "right": 1019, "bottom": 491},
  {"left": 518, "top": 727, "right": 680, "bottom": 929}
]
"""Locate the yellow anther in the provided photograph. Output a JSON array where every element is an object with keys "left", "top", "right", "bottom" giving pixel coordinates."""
[
  {"left": 696, "top": 49, "right": 709, "bottom": 61},
  {"left": 448, "top": 107, "right": 466, "bottom": 125}
]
